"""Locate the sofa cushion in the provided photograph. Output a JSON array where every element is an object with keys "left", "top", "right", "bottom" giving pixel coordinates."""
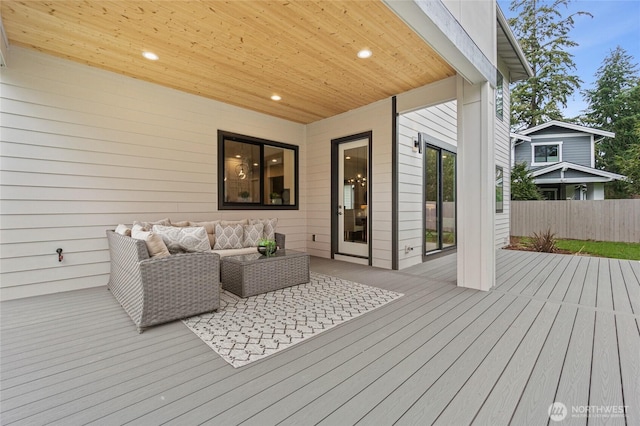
[
  {"left": 221, "top": 219, "right": 249, "bottom": 226},
  {"left": 131, "top": 224, "right": 171, "bottom": 258},
  {"left": 250, "top": 218, "right": 278, "bottom": 240},
  {"left": 152, "top": 225, "right": 211, "bottom": 253},
  {"left": 212, "top": 247, "right": 258, "bottom": 257},
  {"left": 243, "top": 223, "right": 264, "bottom": 247},
  {"left": 170, "top": 220, "right": 191, "bottom": 227},
  {"left": 214, "top": 224, "right": 244, "bottom": 250},
  {"left": 133, "top": 218, "right": 171, "bottom": 232}
]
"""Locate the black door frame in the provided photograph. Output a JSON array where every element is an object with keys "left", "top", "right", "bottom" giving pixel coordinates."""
[
  {"left": 331, "top": 131, "right": 373, "bottom": 264},
  {"left": 423, "top": 141, "right": 457, "bottom": 258}
]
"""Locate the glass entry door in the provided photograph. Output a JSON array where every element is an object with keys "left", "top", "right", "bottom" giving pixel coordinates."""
[
  {"left": 425, "top": 144, "right": 456, "bottom": 254},
  {"left": 337, "top": 139, "right": 369, "bottom": 257}
]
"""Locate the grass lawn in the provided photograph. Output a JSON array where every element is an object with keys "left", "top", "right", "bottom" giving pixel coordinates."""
[
  {"left": 510, "top": 237, "right": 640, "bottom": 261},
  {"left": 554, "top": 239, "right": 640, "bottom": 261}
]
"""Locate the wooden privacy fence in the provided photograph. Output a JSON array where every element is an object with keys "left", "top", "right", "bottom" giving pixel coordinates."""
[{"left": 511, "top": 200, "right": 640, "bottom": 243}]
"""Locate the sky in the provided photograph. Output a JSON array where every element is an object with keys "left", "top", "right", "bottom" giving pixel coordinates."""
[{"left": 497, "top": 0, "right": 640, "bottom": 119}]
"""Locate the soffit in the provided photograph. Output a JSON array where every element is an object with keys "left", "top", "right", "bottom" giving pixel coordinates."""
[
  {"left": 1, "top": 0, "right": 456, "bottom": 124},
  {"left": 496, "top": 5, "right": 532, "bottom": 82}
]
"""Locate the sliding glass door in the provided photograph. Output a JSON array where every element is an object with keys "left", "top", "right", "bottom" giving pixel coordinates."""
[{"left": 425, "top": 144, "right": 456, "bottom": 254}]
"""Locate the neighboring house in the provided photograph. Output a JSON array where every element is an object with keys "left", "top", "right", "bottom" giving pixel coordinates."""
[
  {"left": 512, "top": 121, "right": 626, "bottom": 200},
  {"left": 0, "top": 1, "right": 531, "bottom": 300}
]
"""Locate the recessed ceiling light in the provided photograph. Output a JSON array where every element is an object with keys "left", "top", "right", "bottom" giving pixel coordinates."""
[
  {"left": 271, "top": 95, "right": 282, "bottom": 101},
  {"left": 235, "top": 154, "right": 242, "bottom": 158},
  {"left": 142, "top": 51, "right": 159, "bottom": 61},
  {"left": 357, "top": 49, "right": 372, "bottom": 59},
  {"left": 345, "top": 156, "right": 351, "bottom": 160},
  {"left": 272, "top": 159, "right": 278, "bottom": 163}
]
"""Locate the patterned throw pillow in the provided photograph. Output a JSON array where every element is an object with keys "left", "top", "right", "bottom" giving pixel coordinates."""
[
  {"left": 214, "top": 224, "right": 244, "bottom": 250},
  {"left": 250, "top": 218, "right": 278, "bottom": 240},
  {"left": 133, "top": 218, "right": 171, "bottom": 231},
  {"left": 152, "top": 225, "right": 210, "bottom": 253},
  {"left": 190, "top": 220, "right": 221, "bottom": 248},
  {"left": 243, "top": 223, "right": 264, "bottom": 247}
]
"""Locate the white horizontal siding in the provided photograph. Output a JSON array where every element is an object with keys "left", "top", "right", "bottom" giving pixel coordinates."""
[
  {"left": 397, "top": 101, "right": 457, "bottom": 270},
  {"left": 495, "top": 65, "right": 512, "bottom": 249},
  {"left": 0, "top": 47, "right": 306, "bottom": 300},
  {"left": 305, "top": 99, "right": 393, "bottom": 269}
]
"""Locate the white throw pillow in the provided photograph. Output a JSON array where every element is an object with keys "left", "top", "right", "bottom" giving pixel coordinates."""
[
  {"left": 115, "top": 224, "right": 131, "bottom": 236},
  {"left": 243, "top": 223, "right": 264, "bottom": 247},
  {"left": 214, "top": 224, "right": 244, "bottom": 250},
  {"left": 152, "top": 225, "right": 211, "bottom": 253}
]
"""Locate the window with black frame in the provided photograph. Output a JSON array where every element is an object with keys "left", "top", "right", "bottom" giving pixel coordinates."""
[
  {"left": 496, "top": 72, "right": 504, "bottom": 121},
  {"left": 496, "top": 166, "right": 504, "bottom": 213},
  {"left": 218, "top": 131, "right": 298, "bottom": 209}
]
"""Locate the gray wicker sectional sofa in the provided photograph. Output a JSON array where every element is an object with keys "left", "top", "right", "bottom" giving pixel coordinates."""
[
  {"left": 106, "top": 218, "right": 286, "bottom": 332},
  {"left": 106, "top": 230, "right": 220, "bottom": 333}
]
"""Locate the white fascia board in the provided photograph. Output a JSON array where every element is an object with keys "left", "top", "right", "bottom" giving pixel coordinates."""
[
  {"left": 531, "top": 161, "right": 627, "bottom": 180},
  {"left": 520, "top": 120, "right": 615, "bottom": 138},
  {"left": 510, "top": 132, "right": 531, "bottom": 142},
  {"left": 383, "top": 0, "right": 495, "bottom": 86},
  {"left": 534, "top": 177, "right": 618, "bottom": 184}
]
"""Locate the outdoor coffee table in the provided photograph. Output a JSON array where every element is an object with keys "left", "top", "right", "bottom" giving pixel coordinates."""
[{"left": 220, "top": 250, "right": 310, "bottom": 297}]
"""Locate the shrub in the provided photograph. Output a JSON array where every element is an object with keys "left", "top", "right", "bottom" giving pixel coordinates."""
[{"left": 530, "top": 229, "right": 558, "bottom": 253}]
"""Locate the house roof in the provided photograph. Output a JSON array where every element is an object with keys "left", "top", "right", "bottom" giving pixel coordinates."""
[
  {"left": 510, "top": 132, "right": 531, "bottom": 142},
  {"left": 519, "top": 120, "right": 616, "bottom": 138},
  {"left": 0, "top": 1, "right": 529, "bottom": 124},
  {"left": 531, "top": 161, "right": 627, "bottom": 183}
]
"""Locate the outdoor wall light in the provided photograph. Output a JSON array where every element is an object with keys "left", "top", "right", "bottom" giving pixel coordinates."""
[{"left": 413, "top": 135, "right": 422, "bottom": 154}]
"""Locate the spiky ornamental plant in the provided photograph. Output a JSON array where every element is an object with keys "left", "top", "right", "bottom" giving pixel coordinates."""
[{"left": 508, "top": 0, "right": 591, "bottom": 130}]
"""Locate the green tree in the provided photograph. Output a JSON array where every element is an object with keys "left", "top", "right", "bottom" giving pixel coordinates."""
[
  {"left": 618, "top": 143, "right": 640, "bottom": 196},
  {"left": 582, "top": 47, "right": 640, "bottom": 198},
  {"left": 508, "top": 0, "right": 590, "bottom": 130},
  {"left": 511, "top": 162, "right": 542, "bottom": 200}
]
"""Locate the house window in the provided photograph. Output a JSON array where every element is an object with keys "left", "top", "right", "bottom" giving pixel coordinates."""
[
  {"left": 424, "top": 144, "right": 456, "bottom": 254},
  {"left": 218, "top": 131, "right": 298, "bottom": 210},
  {"left": 496, "top": 166, "right": 504, "bottom": 213},
  {"left": 495, "top": 72, "right": 504, "bottom": 121},
  {"left": 532, "top": 142, "right": 562, "bottom": 165}
]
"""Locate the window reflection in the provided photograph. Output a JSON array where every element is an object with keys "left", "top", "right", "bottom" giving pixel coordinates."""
[{"left": 219, "top": 132, "right": 297, "bottom": 209}]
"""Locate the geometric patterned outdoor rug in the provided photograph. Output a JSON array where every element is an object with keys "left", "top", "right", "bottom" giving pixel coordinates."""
[{"left": 183, "top": 272, "right": 404, "bottom": 368}]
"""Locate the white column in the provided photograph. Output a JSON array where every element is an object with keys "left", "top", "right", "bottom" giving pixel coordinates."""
[
  {"left": 456, "top": 77, "right": 495, "bottom": 291},
  {"left": 588, "top": 182, "right": 605, "bottom": 200}
]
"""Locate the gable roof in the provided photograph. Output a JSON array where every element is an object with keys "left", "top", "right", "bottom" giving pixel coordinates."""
[
  {"left": 531, "top": 161, "right": 627, "bottom": 183},
  {"left": 519, "top": 120, "right": 615, "bottom": 138}
]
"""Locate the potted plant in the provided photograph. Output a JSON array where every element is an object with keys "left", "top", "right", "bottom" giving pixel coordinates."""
[
  {"left": 257, "top": 238, "right": 277, "bottom": 256},
  {"left": 238, "top": 191, "right": 250, "bottom": 202},
  {"left": 270, "top": 192, "right": 282, "bottom": 204}
]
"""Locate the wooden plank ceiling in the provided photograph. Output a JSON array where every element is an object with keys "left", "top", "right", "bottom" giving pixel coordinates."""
[{"left": 1, "top": 1, "right": 455, "bottom": 124}]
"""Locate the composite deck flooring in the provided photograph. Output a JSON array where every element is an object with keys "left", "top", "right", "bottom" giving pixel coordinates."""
[{"left": 1, "top": 250, "right": 639, "bottom": 425}]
